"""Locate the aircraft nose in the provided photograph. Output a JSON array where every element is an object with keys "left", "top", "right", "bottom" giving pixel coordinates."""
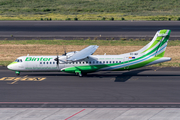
[{"left": 7, "top": 64, "right": 12, "bottom": 70}]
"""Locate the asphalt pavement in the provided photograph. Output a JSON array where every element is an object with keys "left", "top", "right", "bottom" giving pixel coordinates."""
[
  {"left": 0, "top": 21, "right": 180, "bottom": 40},
  {"left": 1, "top": 66, "right": 180, "bottom": 108}
]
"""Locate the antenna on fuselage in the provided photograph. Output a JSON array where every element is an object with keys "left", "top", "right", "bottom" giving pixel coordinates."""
[
  {"left": 62, "top": 45, "right": 68, "bottom": 62},
  {"left": 62, "top": 46, "right": 67, "bottom": 56}
]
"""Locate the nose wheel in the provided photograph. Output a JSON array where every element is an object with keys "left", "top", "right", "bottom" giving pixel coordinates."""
[{"left": 15, "top": 71, "right": 20, "bottom": 76}]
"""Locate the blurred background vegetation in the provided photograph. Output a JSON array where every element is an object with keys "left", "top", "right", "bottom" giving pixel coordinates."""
[{"left": 0, "top": 0, "right": 180, "bottom": 20}]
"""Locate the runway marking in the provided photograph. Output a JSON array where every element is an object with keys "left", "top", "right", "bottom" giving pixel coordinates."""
[
  {"left": 0, "top": 76, "right": 46, "bottom": 84},
  {"left": 65, "top": 109, "right": 85, "bottom": 120}
]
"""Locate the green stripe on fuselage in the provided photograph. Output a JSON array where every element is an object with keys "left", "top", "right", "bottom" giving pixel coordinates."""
[
  {"left": 114, "top": 57, "right": 160, "bottom": 71},
  {"left": 63, "top": 43, "right": 165, "bottom": 73},
  {"left": 63, "top": 30, "right": 170, "bottom": 73}
]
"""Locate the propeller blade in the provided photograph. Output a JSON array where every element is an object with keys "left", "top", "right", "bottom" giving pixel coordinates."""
[{"left": 54, "top": 50, "right": 59, "bottom": 69}]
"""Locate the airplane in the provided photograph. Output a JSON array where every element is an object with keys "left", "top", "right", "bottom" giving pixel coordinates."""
[{"left": 7, "top": 29, "right": 171, "bottom": 77}]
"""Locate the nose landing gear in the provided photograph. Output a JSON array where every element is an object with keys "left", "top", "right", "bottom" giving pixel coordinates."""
[{"left": 15, "top": 71, "right": 20, "bottom": 76}]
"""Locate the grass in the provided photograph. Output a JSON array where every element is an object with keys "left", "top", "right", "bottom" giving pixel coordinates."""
[
  {"left": 0, "top": 39, "right": 150, "bottom": 46},
  {"left": 1, "top": 39, "right": 180, "bottom": 67},
  {"left": 0, "top": 61, "right": 11, "bottom": 66},
  {"left": 1, "top": 39, "right": 180, "bottom": 46},
  {"left": 0, "top": 0, "right": 180, "bottom": 20}
]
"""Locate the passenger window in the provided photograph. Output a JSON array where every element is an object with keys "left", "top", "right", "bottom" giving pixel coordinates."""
[
  {"left": 82, "top": 62, "right": 84, "bottom": 64},
  {"left": 89, "top": 61, "right": 91, "bottom": 64},
  {"left": 43, "top": 62, "right": 45, "bottom": 64},
  {"left": 119, "top": 61, "right": 121, "bottom": 63},
  {"left": 20, "top": 59, "right": 22, "bottom": 62},
  {"left": 79, "top": 62, "right": 81, "bottom": 64},
  {"left": 110, "top": 61, "right": 111, "bottom": 63},
  {"left": 116, "top": 61, "right": 118, "bottom": 63},
  {"left": 53, "top": 62, "right": 55, "bottom": 64},
  {"left": 86, "top": 61, "right": 88, "bottom": 64},
  {"left": 40, "top": 62, "right": 42, "bottom": 64},
  {"left": 100, "top": 61, "right": 102, "bottom": 64},
  {"left": 106, "top": 61, "right": 108, "bottom": 64},
  {"left": 47, "top": 62, "right": 48, "bottom": 64},
  {"left": 50, "top": 62, "right": 52, "bottom": 64},
  {"left": 113, "top": 61, "right": 115, "bottom": 63},
  {"left": 103, "top": 61, "right": 105, "bottom": 63},
  {"left": 96, "top": 61, "right": 98, "bottom": 64}
]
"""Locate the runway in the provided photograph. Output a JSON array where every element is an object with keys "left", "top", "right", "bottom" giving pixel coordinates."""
[
  {"left": 1, "top": 66, "right": 180, "bottom": 108},
  {"left": 1, "top": 66, "right": 180, "bottom": 119},
  {"left": 0, "top": 21, "right": 180, "bottom": 40}
]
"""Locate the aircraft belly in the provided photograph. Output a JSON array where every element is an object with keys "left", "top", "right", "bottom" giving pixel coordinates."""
[{"left": 62, "top": 65, "right": 102, "bottom": 73}]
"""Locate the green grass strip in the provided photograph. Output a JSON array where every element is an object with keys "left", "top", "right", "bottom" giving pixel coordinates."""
[{"left": 0, "top": 39, "right": 180, "bottom": 46}]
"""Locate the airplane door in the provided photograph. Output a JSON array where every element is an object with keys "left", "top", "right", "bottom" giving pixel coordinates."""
[{"left": 124, "top": 57, "right": 129, "bottom": 69}]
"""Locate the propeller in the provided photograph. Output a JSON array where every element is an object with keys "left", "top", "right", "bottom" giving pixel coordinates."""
[
  {"left": 54, "top": 50, "right": 59, "bottom": 69},
  {"left": 54, "top": 46, "right": 68, "bottom": 69}
]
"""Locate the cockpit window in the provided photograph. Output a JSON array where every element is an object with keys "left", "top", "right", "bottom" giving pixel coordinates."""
[
  {"left": 15, "top": 59, "right": 19, "bottom": 62},
  {"left": 15, "top": 59, "right": 22, "bottom": 62}
]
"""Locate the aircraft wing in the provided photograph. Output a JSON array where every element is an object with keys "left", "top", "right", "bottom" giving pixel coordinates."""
[{"left": 67, "top": 45, "right": 99, "bottom": 61}]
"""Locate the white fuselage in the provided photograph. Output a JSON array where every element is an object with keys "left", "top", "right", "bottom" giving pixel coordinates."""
[{"left": 8, "top": 55, "right": 126, "bottom": 72}]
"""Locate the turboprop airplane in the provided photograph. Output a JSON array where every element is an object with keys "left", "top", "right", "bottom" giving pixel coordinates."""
[{"left": 7, "top": 29, "right": 171, "bottom": 77}]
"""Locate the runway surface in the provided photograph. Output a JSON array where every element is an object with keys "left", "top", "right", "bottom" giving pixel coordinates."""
[
  {"left": 1, "top": 66, "right": 180, "bottom": 108},
  {"left": 0, "top": 21, "right": 180, "bottom": 40}
]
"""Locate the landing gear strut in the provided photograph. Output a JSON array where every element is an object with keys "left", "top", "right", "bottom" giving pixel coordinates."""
[
  {"left": 75, "top": 71, "right": 88, "bottom": 77},
  {"left": 75, "top": 71, "right": 83, "bottom": 77},
  {"left": 15, "top": 71, "right": 20, "bottom": 76},
  {"left": 76, "top": 72, "right": 82, "bottom": 77}
]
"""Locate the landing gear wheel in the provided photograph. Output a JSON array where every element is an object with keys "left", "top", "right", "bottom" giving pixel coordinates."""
[
  {"left": 78, "top": 73, "right": 82, "bottom": 77},
  {"left": 75, "top": 72, "right": 82, "bottom": 77},
  {"left": 16, "top": 73, "right": 20, "bottom": 76}
]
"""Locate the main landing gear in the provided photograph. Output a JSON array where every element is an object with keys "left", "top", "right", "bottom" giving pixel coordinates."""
[
  {"left": 15, "top": 71, "right": 20, "bottom": 76},
  {"left": 76, "top": 72, "right": 82, "bottom": 77},
  {"left": 75, "top": 71, "right": 87, "bottom": 77}
]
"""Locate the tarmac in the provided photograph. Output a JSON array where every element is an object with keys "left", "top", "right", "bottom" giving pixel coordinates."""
[
  {"left": 0, "top": 21, "right": 180, "bottom": 40},
  {"left": 1, "top": 66, "right": 180, "bottom": 119}
]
